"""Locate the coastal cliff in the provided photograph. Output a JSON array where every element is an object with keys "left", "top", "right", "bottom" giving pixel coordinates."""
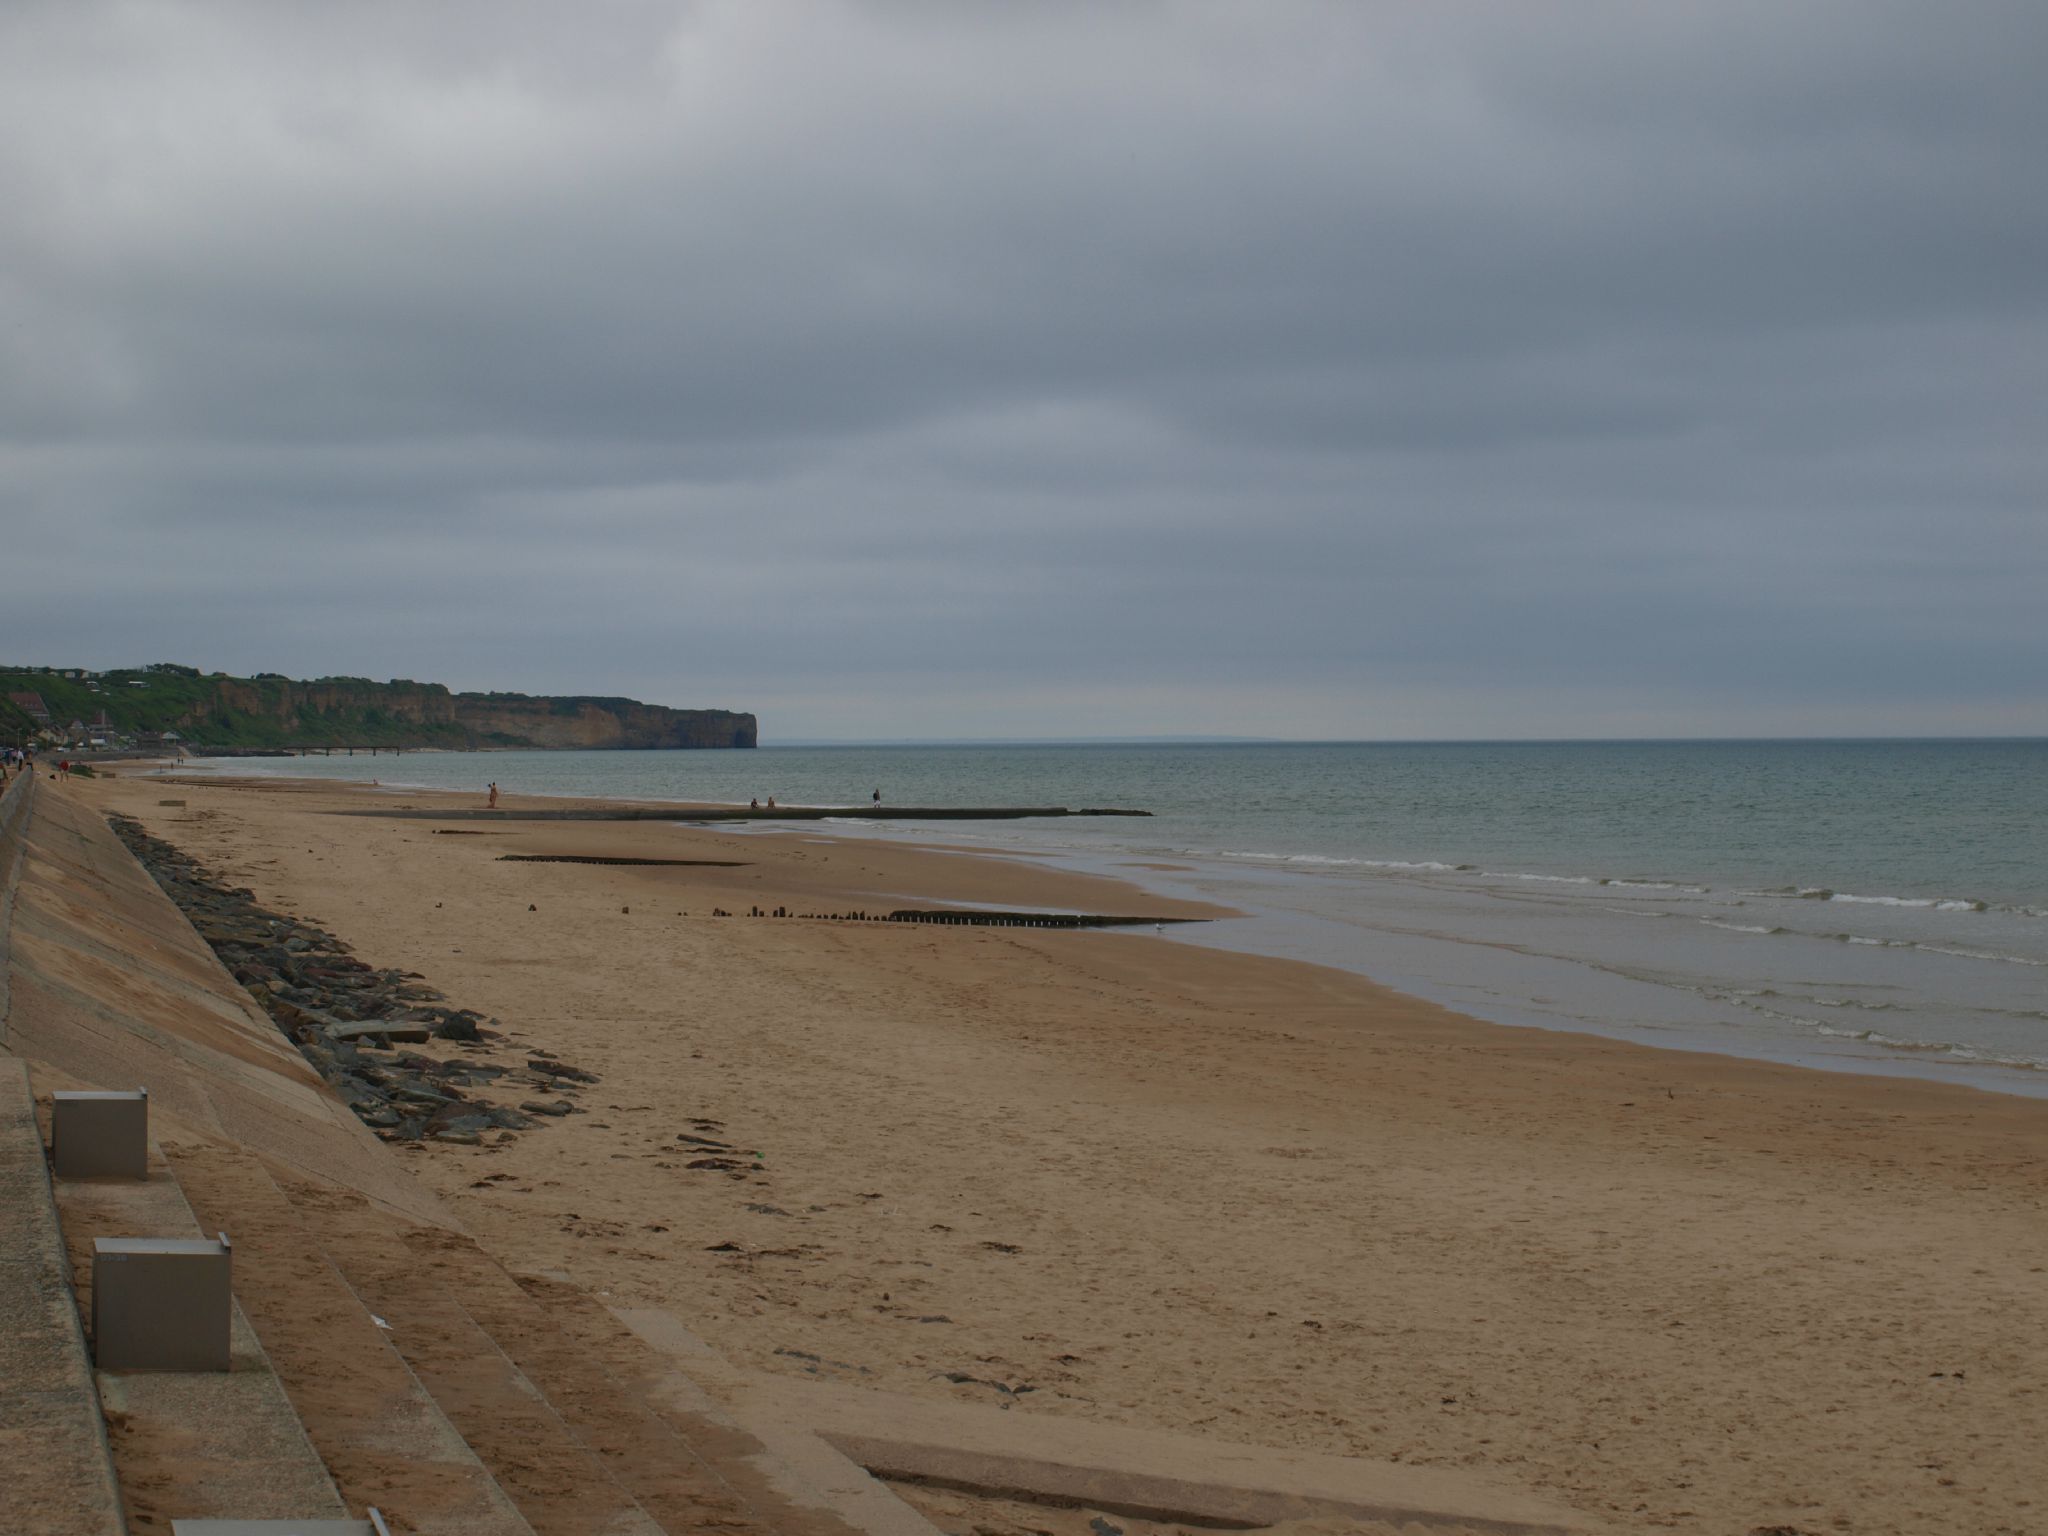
[
  {"left": 451, "top": 693, "right": 756, "bottom": 750},
  {"left": 0, "top": 664, "right": 755, "bottom": 751}
]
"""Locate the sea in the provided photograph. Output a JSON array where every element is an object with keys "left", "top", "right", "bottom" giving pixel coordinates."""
[{"left": 179, "top": 740, "right": 2048, "bottom": 1099}]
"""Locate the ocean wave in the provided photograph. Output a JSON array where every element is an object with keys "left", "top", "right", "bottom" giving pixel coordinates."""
[
  {"left": 1812, "top": 1024, "right": 2048, "bottom": 1071},
  {"left": 1731, "top": 998, "right": 1827, "bottom": 1030},
  {"left": 1772, "top": 886, "right": 2006, "bottom": 914},
  {"left": 1824, "top": 936, "right": 2048, "bottom": 968},
  {"left": 1830, "top": 891, "right": 1990, "bottom": 912},
  {"left": 1526, "top": 960, "right": 2045, "bottom": 1079},
  {"left": 1203, "top": 851, "right": 2037, "bottom": 928},
  {"left": 1215, "top": 849, "right": 1474, "bottom": 874},
  {"left": 1939, "top": 1048, "right": 2048, "bottom": 1070},
  {"left": 1914, "top": 943, "right": 2047, "bottom": 968},
  {"left": 1700, "top": 919, "right": 2048, "bottom": 968},
  {"left": 1758, "top": 885, "right": 1999, "bottom": 913},
  {"left": 1231, "top": 850, "right": 1620, "bottom": 885},
  {"left": 1814, "top": 1023, "right": 1950, "bottom": 1053},
  {"left": 1217, "top": 849, "right": 1346, "bottom": 867}
]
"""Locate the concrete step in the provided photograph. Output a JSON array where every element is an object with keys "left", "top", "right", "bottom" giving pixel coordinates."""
[
  {"left": 0, "top": 1054, "right": 126, "bottom": 1536},
  {"left": 607, "top": 1306, "right": 1580, "bottom": 1536},
  {"left": 519, "top": 1278, "right": 941, "bottom": 1536},
  {"left": 730, "top": 1370, "right": 1579, "bottom": 1536},
  {"left": 162, "top": 1139, "right": 535, "bottom": 1536},
  {"left": 173, "top": 1141, "right": 928, "bottom": 1536},
  {"left": 51, "top": 1137, "right": 350, "bottom": 1532},
  {"left": 418, "top": 1246, "right": 929, "bottom": 1536},
  {"left": 276, "top": 1179, "right": 667, "bottom": 1536},
  {"left": 413, "top": 1241, "right": 800, "bottom": 1536}
]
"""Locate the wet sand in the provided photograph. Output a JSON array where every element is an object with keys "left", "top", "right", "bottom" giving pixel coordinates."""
[{"left": 81, "top": 770, "right": 2048, "bottom": 1535}]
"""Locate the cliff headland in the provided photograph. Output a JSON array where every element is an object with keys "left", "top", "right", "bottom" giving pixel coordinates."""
[{"left": 0, "top": 663, "right": 755, "bottom": 751}]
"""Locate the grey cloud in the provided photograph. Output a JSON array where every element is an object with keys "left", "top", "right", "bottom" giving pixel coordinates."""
[{"left": 1, "top": 1, "right": 2042, "bottom": 737}]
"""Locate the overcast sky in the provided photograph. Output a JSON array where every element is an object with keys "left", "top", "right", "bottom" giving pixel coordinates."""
[{"left": 3, "top": 2, "right": 2042, "bottom": 740}]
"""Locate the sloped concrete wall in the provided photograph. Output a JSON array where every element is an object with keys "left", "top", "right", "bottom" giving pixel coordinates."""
[
  {"left": 0, "top": 780, "right": 446, "bottom": 1227},
  {"left": 0, "top": 770, "right": 35, "bottom": 1029}
]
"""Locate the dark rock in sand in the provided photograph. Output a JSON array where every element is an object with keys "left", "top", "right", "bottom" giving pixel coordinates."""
[
  {"left": 329, "top": 1020, "right": 433, "bottom": 1044},
  {"left": 107, "top": 812, "right": 554, "bottom": 1151},
  {"left": 527, "top": 1058, "right": 599, "bottom": 1083},
  {"left": 431, "top": 1010, "right": 483, "bottom": 1042}
]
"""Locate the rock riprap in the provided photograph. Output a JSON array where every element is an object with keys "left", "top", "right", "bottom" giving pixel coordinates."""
[{"left": 107, "top": 813, "right": 600, "bottom": 1144}]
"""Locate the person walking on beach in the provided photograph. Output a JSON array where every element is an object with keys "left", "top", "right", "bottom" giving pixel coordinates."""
[
  {"left": 873, "top": 787, "right": 881, "bottom": 807},
  {"left": 487, "top": 781, "right": 499, "bottom": 809}
]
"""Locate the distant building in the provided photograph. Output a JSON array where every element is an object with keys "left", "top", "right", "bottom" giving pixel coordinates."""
[{"left": 8, "top": 691, "right": 51, "bottom": 723}]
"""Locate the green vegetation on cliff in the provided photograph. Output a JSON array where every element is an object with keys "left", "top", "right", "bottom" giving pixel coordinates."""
[{"left": 0, "top": 664, "right": 756, "bottom": 751}]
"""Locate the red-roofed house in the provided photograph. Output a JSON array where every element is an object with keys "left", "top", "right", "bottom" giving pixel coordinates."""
[{"left": 8, "top": 691, "right": 51, "bottom": 724}]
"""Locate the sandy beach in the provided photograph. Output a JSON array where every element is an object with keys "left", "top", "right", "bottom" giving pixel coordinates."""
[{"left": 73, "top": 769, "right": 2048, "bottom": 1535}]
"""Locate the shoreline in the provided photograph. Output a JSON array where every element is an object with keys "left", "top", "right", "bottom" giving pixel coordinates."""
[
  {"left": 793, "top": 817, "right": 2048, "bottom": 1101},
  {"left": 62, "top": 767, "right": 2048, "bottom": 1533},
  {"left": 1044, "top": 842, "right": 2048, "bottom": 1102},
  {"left": 164, "top": 755, "right": 2048, "bottom": 1101}
]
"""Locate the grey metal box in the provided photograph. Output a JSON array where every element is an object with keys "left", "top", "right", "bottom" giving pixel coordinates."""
[
  {"left": 52, "top": 1088, "right": 149, "bottom": 1179},
  {"left": 92, "top": 1233, "right": 232, "bottom": 1371}
]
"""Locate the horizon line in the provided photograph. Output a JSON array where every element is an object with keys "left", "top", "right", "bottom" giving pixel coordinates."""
[{"left": 760, "top": 733, "right": 2048, "bottom": 747}]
